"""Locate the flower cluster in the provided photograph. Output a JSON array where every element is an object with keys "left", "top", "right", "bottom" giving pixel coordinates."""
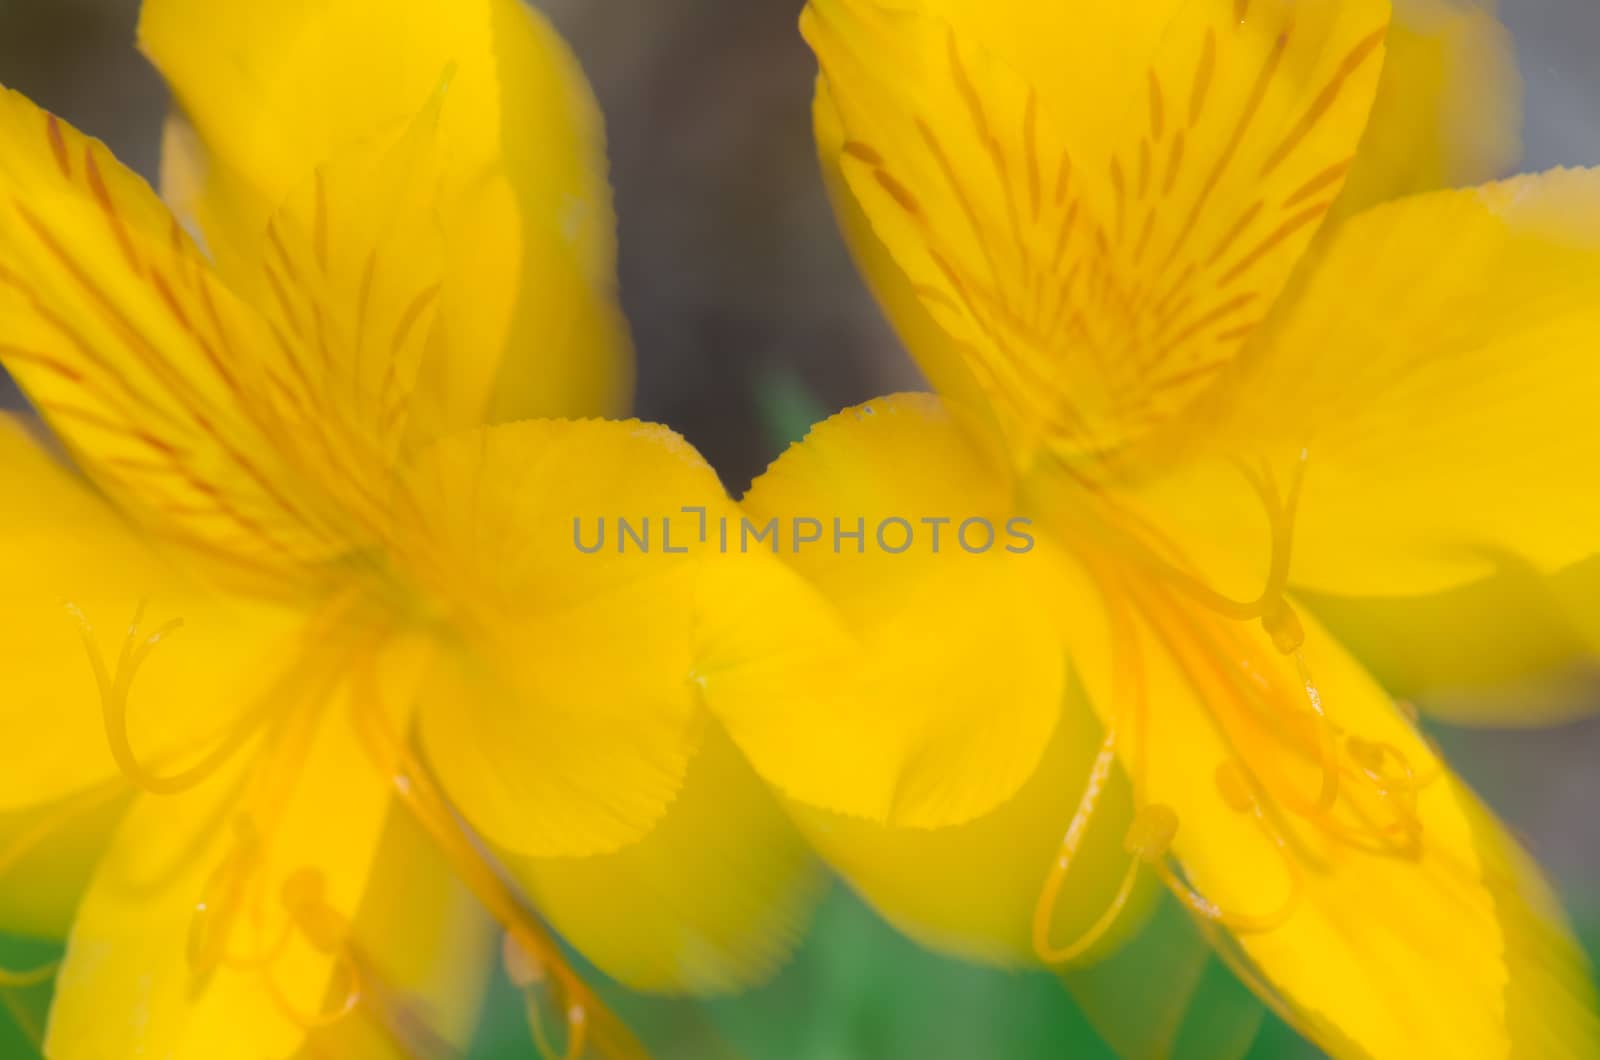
[{"left": 0, "top": 1, "right": 1597, "bottom": 1058}]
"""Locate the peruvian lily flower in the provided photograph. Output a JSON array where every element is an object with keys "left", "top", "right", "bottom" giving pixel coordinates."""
[
  {"left": 0, "top": 0, "right": 814, "bottom": 1055},
  {"left": 693, "top": 0, "right": 1600, "bottom": 1056}
]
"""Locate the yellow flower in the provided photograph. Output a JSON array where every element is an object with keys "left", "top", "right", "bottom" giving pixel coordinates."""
[
  {"left": 693, "top": 0, "right": 1600, "bottom": 1056},
  {"left": 0, "top": 1, "right": 814, "bottom": 1055}
]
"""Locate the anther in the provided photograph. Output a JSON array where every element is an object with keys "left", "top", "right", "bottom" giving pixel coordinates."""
[
  {"left": 1159, "top": 766, "right": 1302, "bottom": 934},
  {"left": 503, "top": 933, "right": 543, "bottom": 990},
  {"left": 507, "top": 935, "right": 588, "bottom": 1060},
  {"left": 1346, "top": 735, "right": 1385, "bottom": 773},
  {"left": 1123, "top": 803, "right": 1179, "bottom": 863},
  {"left": 1261, "top": 600, "right": 1304, "bottom": 655},
  {"left": 281, "top": 868, "right": 346, "bottom": 954},
  {"left": 187, "top": 815, "right": 261, "bottom": 975}
]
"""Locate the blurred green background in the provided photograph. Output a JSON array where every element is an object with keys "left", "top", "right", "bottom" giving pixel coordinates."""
[{"left": 2, "top": 0, "right": 1599, "bottom": 1057}]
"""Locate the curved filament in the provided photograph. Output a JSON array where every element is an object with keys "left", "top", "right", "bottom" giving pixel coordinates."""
[
  {"left": 0, "top": 962, "right": 57, "bottom": 989},
  {"left": 1290, "top": 648, "right": 1340, "bottom": 814},
  {"left": 1032, "top": 730, "right": 1120, "bottom": 964},
  {"left": 70, "top": 601, "right": 259, "bottom": 796},
  {"left": 506, "top": 935, "right": 589, "bottom": 1060},
  {"left": 266, "top": 947, "right": 363, "bottom": 1031},
  {"left": 349, "top": 657, "right": 646, "bottom": 1060},
  {"left": 1100, "top": 450, "right": 1308, "bottom": 624}
]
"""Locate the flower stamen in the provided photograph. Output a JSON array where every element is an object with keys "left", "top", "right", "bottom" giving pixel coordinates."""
[
  {"left": 505, "top": 935, "right": 589, "bottom": 1060},
  {"left": 1155, "top": 764, "right": 1301, "bottom": 934},
  {"left": 70, "top": 601, "right": 258, "bottom": 797},
  {"left": 350, "top": 654, "right": 647, "bottom": 1060},
  {"left": 1031, "top": 729, "right": 1133, "bottom": 964},
  {"left": 188, "top": 814, "right": 264, "bottom": 976},
  {"left": 261, "top": 867, "right": 363, "bottom": 1031},
  {"left": 0, "top": 963, "right": 57, "bottom": 989}
]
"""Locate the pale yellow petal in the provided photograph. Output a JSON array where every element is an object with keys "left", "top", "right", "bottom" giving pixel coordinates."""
[
  {"left": 0, "top": 91, "right": 347, "bottom": 587},
  {"left": 1337, "top": 0, "right": 1522, "bottom": 218},
  {"left": 509, "top": 726, "right": 821, "bottom": 995},
  {"left": 786, "top": 667, "right": 1154, "bottom": 968},
  {"left": 1157, "top": 169, "right": 1600, "bottom": 598},
  {"left": 0, "top": 414, "right": 304, "bottom": 813},
  {"left": 805, "top": 0, "right": 1390, "bottom": 460},
  {"left": 1076, "top": 583, "right": 1599, "bottom": 1059},
  {"left": 141, "top": 0, "right": 631, "bottom": 429},
  {"left": 295, "top": 811, "right": 497, "bottom": 1059},
  {"left": 45, "top": 684, "right": 397, "bottom": 1060},
  {"left": 403, "top": 419, "right": 733, "bottom": 858},
  {"left": 696, "top": 393, "right": 1066, "bottom": 828}
]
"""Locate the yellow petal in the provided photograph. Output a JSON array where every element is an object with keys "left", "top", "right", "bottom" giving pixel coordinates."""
[
  {"left": 1336, "top": 0, "right": 1522, "bottom": 218},
  {"left": 812, "top": 75, "right": 1000, "bottom": 440},
  {"left": 1304, "top": 558, "right": 1600, "bottom": 726},
  {"left": 296, "top": 810, "right": 497, "bottom": 1059},
  {"left": 1082, "top": 584, "right": 1599, "bottom": 1059},
  {"left": 45, "top": 683, "right": 397, "bottom": 1060},
  {"left": 1457, "top": 784, "right": 1600, "bottom": 1058},
  {"left": 804, "top": 0, "right": 1389, "bottom": 460},
  {"left": 140, "top": 0, "right": 632, "bottom": 429},
  {"left": 0, "top": 414, "right": 303, "bottom": 812},
  {"left": 0, "top": 91, "right": 351, "bottom": 587},
  {"left": 696, "top": 392, "right": 1065, "bottom": 827},
  {"left": 508, "top": 725, "right": 821, "bottom": 995},
  {"left": 785, "top": 667, "right": 1154, "bottom": 968},
  {"left": 402, "top": 419, "right": 733, "bottom": 858},
  {"left": 1172, "top": 168, "right": 1600, "bottom": 597}
]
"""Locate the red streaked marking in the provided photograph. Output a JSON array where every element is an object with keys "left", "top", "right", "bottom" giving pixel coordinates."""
[{"left": 44, "top": 114, "right": 72, "bottom": 178}]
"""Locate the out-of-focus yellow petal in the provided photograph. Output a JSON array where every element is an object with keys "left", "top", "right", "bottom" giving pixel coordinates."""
[
  {"left": 45, "top": 688, "right": 396, "bottom": 1060},
  {"left": 696, "top": 393, "right": 1065, "bottom": 827},
  {"left": 141, "top": 0, "right": 632, "bottom": 429},
  {"left": 1158, "top": 169, "right": 1600, "bottom": 598},
  {"left": 1336, "top": 0, "right": 1522, "bottom": 218},
  {"left": 804, "top": 0, "right": 1389, "bottom": 460},
  {"left": 0, "top": 414, "right": 303, "bottom": 812},
  {"left": 1304, "top": 558, "right": 1600, "bottom": 726},
  {"left": 0, "top": 91, "right": 354, "bottom": 587},
  {"left": 509, "top": 726, "right": 821, "bottom": 995},
  {"left": 1457, "top": 785, "right": 1600, "bottom": 1057},
  {"left": 1082, "top": 586, "right": 1599, "bottom": 1058},
  {"left": 296, "top": 811, "right": 497, "bottom": 1059},
  {"left": 786, "top": 668, "right": 1153, "bottom": 968},
  {"left": 402, "top": 419, "right": 731, "bottom": 859}
]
